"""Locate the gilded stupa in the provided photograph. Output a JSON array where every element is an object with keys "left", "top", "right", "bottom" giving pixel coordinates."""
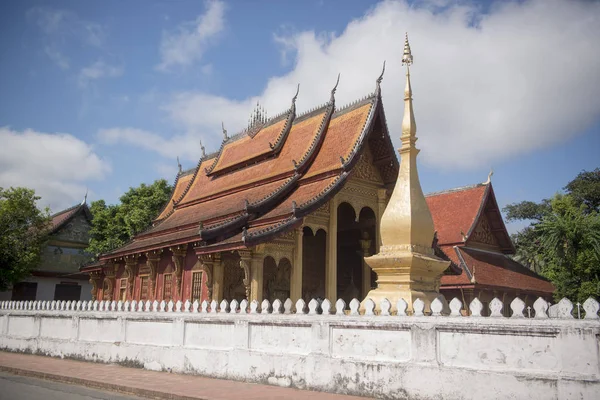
[{"left": 362, "top": 34, "right": 450, "bottom": 312}]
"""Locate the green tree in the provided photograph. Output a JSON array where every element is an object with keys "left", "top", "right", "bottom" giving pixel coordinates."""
[
  {"left": 504, "top": 169, "right": 600, "bottom": 301},
  {"left": 87, "top": 179, "right": 172, "bottom": 256},
  {"left": 537, "top": 195, "right": 600, "bottom": 301},
  {"left": 0, "top": 187, "right": 51, "bottom": 291},
  {"left": 565, "top": 168, "right": 600, "bottom": 213}
]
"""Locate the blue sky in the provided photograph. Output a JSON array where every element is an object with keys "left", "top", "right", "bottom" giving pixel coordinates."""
[{"left": 0, "top": 0, "right": 599, "bottom": 233}]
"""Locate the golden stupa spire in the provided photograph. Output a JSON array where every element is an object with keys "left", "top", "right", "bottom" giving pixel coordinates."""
[
  {"left": 378, "top": 32, "right": 435, "bottom": 250},
  {"left": 362, "top": 33, "right": 449, "bottom": 313}
]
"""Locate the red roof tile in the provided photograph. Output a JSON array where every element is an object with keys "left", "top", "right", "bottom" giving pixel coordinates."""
[
  {"left": 211, "top": 118, "right": 288, "bottom": 174},
  {"left": 426, "top": 184, "right": 487, "bottom": 246},
  {"left": 440, "top": 246, "right": 554, "bottom": 295},
  {"left": 50, "top": 203, "right": 90, "bottom": 233},
  {"left": 155, "top": 172, "right": 194, "bottom": 221}
]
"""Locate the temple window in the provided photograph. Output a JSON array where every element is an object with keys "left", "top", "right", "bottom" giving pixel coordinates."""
[
  {"left": 140, "top": 275, "right": 149, "bottom": 301},
  {"left": 163, "top": 273, "right": 173, "bottom": 302},
  {"left": 119, "top": 279, "right": 127, "bottom": 302},
  {"left": 191, "top": 271, "right": 203, "bottom": 303}
]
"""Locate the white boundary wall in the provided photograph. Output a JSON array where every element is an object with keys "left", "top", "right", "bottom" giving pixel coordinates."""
[{"left": 0, "top": 296, "right": 599, "bottom": 399}]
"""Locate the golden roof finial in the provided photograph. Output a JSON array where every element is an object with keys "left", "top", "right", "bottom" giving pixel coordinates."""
[
  {"left": 401, "top": 33, "right": 416, "bottom": 142},
  {"left": 402, "top": 33, "right": 413, "bottom": 66}
]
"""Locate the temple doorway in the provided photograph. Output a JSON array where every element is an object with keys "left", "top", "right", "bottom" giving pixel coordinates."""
[
  {"left": 263, "top": 256, "right": 291, "bottom": 302},
  {"left": 336, "top": 202, "right": 362, "bottom": 304},
  {"left": 302, "top": 227, "right": 326, "bottom": 301},
  {"left": 358, "top": 207, "right": 378, "bottom": 295},
  {"left": 223, "top": 252, "right": 245, "bottom": 302}
]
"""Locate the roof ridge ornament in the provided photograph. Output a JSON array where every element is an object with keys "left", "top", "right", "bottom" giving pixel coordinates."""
[
  {"left": 81, "top": 188, "right": 88, "bottom": 205},
  {"left": 292, "top": 83, "right": 300, "bottom": 105},
  {"left": 200, "top": 140, "right": 206, "bottom": 157},
  {"left": 177, "top": 156, "right": 182, "bottom": 174},
  {"left": 376, "top": 60, "right": 386, "bottom": 88},
  {"left": 330, "top": 73, "right": 340, "bottom": 103},
  {"left": 222, "top": 122, "right": 228, "bottom": 141},
  {"left": 484, "top": 168, "right": 494, "bottom": 185}
]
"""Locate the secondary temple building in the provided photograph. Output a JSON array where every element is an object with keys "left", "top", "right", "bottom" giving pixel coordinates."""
[
  {"left": 1, "top": 200, "right": 93, "bottom": 302},
  {"left": 82, "top": 38, "right": 553, "bottom": 314}
]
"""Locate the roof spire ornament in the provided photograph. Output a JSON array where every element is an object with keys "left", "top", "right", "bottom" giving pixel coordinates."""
[
  {"left": 330, "top": 73, "right": 340, "bottom": 103},
  {"left": 81, "top": 189, "right": 88, "bottom": 205},
  {"left": 177, "top": 156, "right": 182, "bottom": 174},
  {"left": 376, "top": 60, "right": 386, "bottom": 90},
  {"left": 484, "top": 168, "right": 494, "bottom": 185},
  {"left": 402, "top": 33, "right": 413, "bottom": 66},
  {"left": 222, "top": 122, "right": 228, "bottom": 141},
  {"left": 292, "top": 84, "right": 300, "bottom": 105},
  {"left": 200, "top": 140, "right": 206, "bottom": 157}
]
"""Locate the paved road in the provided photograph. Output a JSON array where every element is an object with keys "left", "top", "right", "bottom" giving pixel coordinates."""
[{"left": 0, "top": 372, "right": 144, "bottom": 400}]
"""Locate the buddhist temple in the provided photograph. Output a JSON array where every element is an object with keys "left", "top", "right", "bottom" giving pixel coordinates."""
[
  {"left": 1, "top": 199, "right": 93, "bottom": 302},
  {"left": 430, "top": 182, "right": 554, "bottom": 315},
  {"left": 81, "top": 37, "right": 553, "bottom": 313}
]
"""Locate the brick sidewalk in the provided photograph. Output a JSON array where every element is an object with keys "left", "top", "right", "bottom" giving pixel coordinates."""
[{"left": 0, "top": 352, "right": 368, "bottom": 400}]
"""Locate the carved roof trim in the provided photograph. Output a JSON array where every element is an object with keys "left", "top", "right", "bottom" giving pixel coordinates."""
[
  {"left": 465, "top": 183, "right": 515, "bottom": 254},
  {"left": 199, "top": 212, "right": 250, "bottom": 240},
  {"left": 208, "top": 105, "right": 297, "bottom": 177},
  {"left": 292, "top": 102, "right": 336, "bottom": 174},
  {"left": 245, "top": 173, "right": 301, "bottom": 214},
  {"left": 50, "top": 202, "right": 92, "bottom": 235}
]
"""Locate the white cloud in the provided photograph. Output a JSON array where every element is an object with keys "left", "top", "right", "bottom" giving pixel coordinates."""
[
  {"left": 78, "top": 61, "right": 123, "bottom": 87},
  {"left": 157, "top": 0, "right": 226, "bottom": 71},
  {"left": 0, "top": 127, "right": 111, "bottom": 212},
  {"left": 28, "top": 7, "right": 107, "bottom": 69},
  {"left": 44, "top": 46, "right": 69, "bottom": 70},
  {"left": 107, "top": 0, "right": 600, "bottom": 170},
  {"left": 97, "top": 128, "right": 201, "bottom": 162}
]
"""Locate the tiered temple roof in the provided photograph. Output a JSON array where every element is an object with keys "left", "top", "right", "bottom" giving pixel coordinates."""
[
  {"left": 426, "top": 183, "right": 554, "bottom": 295},
  {"left": 100, "top": 73, "right": 398, "bottom": 260},
  {"left": 49, "top": 201, "right": 92, "bottom": 235}
]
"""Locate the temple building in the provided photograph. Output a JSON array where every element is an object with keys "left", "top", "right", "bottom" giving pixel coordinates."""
[
  {"left": 1, "top": 200, "right": 93, "bottom": 302},
  {"left": 430, "top": 182, "right": 554, "bottom": 315},
  {"left": 81, "top": 37, "right": 553, "bottom": 312}
]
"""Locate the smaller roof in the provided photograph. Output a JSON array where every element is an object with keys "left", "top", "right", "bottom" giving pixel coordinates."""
[
  {"left": 50, "top": 202, "right": 92, "bottom": 234},
  {"left": 426, "top": 182, "right": 514, "bottom": 254},
  {"left": 426, "top": 184, "right": 487, "bottom": 246},
  {"left": 440, "top": 246, "right": 554, "bottom": 295}
]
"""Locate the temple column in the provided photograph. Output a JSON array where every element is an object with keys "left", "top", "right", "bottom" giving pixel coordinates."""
[
  {"left": 145, "top": 250, "right": 162, "bottom": 301},
  {"left": 89, "top": 270, "right": 103, "bottom": 301},
  {"left": 325, "top": 196, "right": 338, "bottom": 301},
  {"left": 249, "top": 252, "right": 264, "bottom": 303},
  {"left": 102, "top": 263, "right": 117, "bottom": 301},
  {"left": 170, "top": 245, "right": 187, "bottom": 301},
  {"left": 290, "top": 227, "right": 303, "bottom": 302},
  {"left": 360, "top": 234, "right": 372, "bottom": 299},
  {"left": 209, "top": 253, "right": 223, "bottom": 302},
  {"left": 124, "top": 255, "right": 138, "bottom": 301},
  {"left": 196, "top": 254, "right": 215, "bottom": 301},
  {"left": 376, "top": 188, "right": 387, "bottom": 251},
  {"left": 238, "top": 250, "right": 252, "bottom": 300}
]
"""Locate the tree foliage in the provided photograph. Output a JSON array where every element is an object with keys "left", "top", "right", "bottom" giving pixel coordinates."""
[
  {"left": 504, "top": 169, "right": 600, "bottom": 302},
  {"left": 0, "top": 187, "right": 51, "bottom": 291},
  {"left": 87, "top": 179, "right": 172, "bottom": 256}
]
